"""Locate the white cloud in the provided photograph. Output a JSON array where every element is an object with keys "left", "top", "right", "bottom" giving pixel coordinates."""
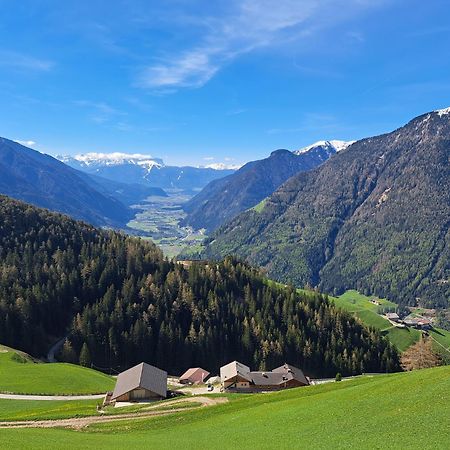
[
  {"left": 74, "top": 100, "right": 126, "bottom": 124},
  {"left": 0, "top": 51, "right": 54, "bottom": 72},
  {"left": 14, "top": 140, "right": 37, "bottom": 147},
  {"left": 137, "top": 0, "right": 382, "bottom": 90},
  {"left": 202, "top": 162, "right": 242, "bottom": 170}
]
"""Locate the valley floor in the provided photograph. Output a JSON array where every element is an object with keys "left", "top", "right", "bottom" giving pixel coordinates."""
[{"left": 126, "top": 191, "right": 206, "bottom": 258}]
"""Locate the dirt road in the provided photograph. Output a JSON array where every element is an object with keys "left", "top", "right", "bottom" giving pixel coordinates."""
[{"left": 0, "top": 396, "right": 228, "bottom": 429}]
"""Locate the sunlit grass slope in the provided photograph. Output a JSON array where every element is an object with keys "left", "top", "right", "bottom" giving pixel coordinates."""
[
  {"left": 0, "top": 345, "right": 114, "bottom": 395},
  {"left": 1, "top": 366, "right": 449, "bottom": 449}
]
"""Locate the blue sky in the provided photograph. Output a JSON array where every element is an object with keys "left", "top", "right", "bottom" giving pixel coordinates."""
[{"left": 0, "top": 0, "right": 449, "bottom": 166}]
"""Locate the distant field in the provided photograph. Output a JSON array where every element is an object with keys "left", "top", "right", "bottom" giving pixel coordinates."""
[
  {"left": 0, "top": 346, "right": 114, "bottom": 395},
  {"left": 1, "top": 367, "right": 448, "bottom": 449},
  {"left": 126, "top": 193, "right": 206, "bottom": 258},
  {"left": 331, "top": 291, "right": 450, "bottom": 356},
  {"left": 333, "top": 290, "right": 397, "bottom": 315}
]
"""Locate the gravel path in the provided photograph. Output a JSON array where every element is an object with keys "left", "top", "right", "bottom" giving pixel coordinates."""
[{"left": 0, "top": 396, "right": 228, "bottom": 429}]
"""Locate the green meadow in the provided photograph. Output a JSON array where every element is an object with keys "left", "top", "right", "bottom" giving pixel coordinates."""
[
  {"left": 0, "top": 366, "right": 448, "bottom": 449},
  {"left": 0, "top": 346, "right": 114, "bottom": 395},
  {"left": 331, "top": 291, "right": 450, "bottom": 357}
]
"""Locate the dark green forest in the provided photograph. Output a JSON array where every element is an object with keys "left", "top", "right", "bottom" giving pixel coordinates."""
[{"left": 0, "top": 195, "right": 399, "bottom": 376}]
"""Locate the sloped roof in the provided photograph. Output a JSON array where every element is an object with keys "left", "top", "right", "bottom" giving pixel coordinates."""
[
  {"left": 111, "top": 362, "right": 167, "bottom": 399},
  {"left": 220, "top": 361, "right": 252, "bottom": 382},
  {"left": 272, "top": 363, "right": 309, "bottom": 385},
  {"left": 249, "top": 371, "right": 285, "bottom": 386},
  {"left": 180, "top": 367, "right": 210, "bottom": 381}
]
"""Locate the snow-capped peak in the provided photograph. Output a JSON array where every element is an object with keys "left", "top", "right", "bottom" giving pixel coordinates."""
[
  {"left": 294, "top": 140, "right": 355, "bottom": 155},
  {"left": 435, "top": 107, "right": 450, "bottom": 117},
  {"left": 202, "top": 162, "right": 242, "bottom": 170},
  {"left": 58, "top": 152, "right": 164, "bottom": 169}
]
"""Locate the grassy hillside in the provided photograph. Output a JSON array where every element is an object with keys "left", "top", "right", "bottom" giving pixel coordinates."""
[
  {"left": 0, "top": 367, "right": 448, "bottom": 449},
  {"left": 332, "top": 291, "right": 450, "bottom": 358},
  {"left": 0, "top": 345, "right": 114, "bottom": 395},
  {"left": 0, "top": 398, "right": 99, "bottom": 421}
]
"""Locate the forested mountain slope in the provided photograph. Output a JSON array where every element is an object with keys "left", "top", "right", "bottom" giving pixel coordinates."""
[
  {"left": 202, "top": 109, "right": 450, "bottom": 308},
  {"left": 0, "top": 195, "right": 399, "bottom": 376},
  {"left": 0, "top": 138, "right": 131, "bottom": 226},
  {"left": 182, "top": 144, "right": 344, "bottom": 232}
]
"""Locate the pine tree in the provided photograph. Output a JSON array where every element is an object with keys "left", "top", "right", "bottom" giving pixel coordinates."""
[{"left": 79, "top": 342, "right": 92, "bottom": 367}]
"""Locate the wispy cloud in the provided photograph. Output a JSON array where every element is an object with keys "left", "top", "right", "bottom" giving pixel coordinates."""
[
  {"left": 74, "top": 100, "right": 126, "bottom": 124},
  {"left": 0, "top": 50, "right": 54, "bottom": 72},
  {"left": 137, "top": 0, "right": 382, "bottom": 90},
  {"left": 14, "top": 139, "right": 37, "bottom": 147}
]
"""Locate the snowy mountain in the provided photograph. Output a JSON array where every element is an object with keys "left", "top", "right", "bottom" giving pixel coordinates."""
[
  {"left": 294, "top": 140, "right": 355, "bottom": 156},
  {"left": 57, "top": 153, "right": 164, "bottom": 171},
  {"left": 56, "top": 153, "right": 235, "bottom": 192}
]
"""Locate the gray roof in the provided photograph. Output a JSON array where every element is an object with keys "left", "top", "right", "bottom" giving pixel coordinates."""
[
  {"left": 112, "top": 362, "right": 167, "bottom": 399},
  {"left": 220, "top": 361, "right": 252, "bottom": 382},
  {"left": 220, "top": 361, "right": 309, "bottom": 387},
  {"left": 386, "top": 313, "right": 400, "bottom": 319},
  {"left": 272, "top": 363, "right": 309, "bottom": 385},
  {"left": 249, "top": 371, "right": 285, "bottom": 386}
]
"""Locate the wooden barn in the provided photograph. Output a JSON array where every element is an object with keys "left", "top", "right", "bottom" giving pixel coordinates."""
[{"left": 111, "top": 362, "right": 167, "bottom": 402}]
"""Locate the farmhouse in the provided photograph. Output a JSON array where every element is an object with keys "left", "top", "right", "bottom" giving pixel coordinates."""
[
  {"left": 220, "top": 361, "right": 309, "bottom": 392},
  {"left": 179, "top": 367, "right": 210, "bottom": 384},
  {"left": 403, "top": 317, "right": 432, "bottom": 330},
  {"left": 386, "top": 312, "right": 400, "bottom": 322},
  {"left": 111, "top": 362, "right": 167, "bottom": 402}
]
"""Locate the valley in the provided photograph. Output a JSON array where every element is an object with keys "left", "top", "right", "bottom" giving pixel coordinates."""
[
  {"left": 1, "top": 3, "right": 449, "bottom": 448},
  {"left": 126, "top": 191, "right": 206, "bottom": 258}
]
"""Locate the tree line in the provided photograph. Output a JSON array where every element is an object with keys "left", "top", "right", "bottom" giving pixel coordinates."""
[{"left": 0, "top": 195, "right": 400, "bottom": 376}]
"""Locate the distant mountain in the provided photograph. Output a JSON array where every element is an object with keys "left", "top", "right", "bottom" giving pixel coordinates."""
[
  {"left": 294, "top": 139, "right": 354, "bottom": 155},
  {"left": 58, "top": 153, "right": 236, "bottom": 192},
  {"left": 0, "top": 138, "right": 132, "bottom": 226},
  {"left": 78, "top": 173, "right": 167, "bottom": 206},
  {"left": 182, "top": 141, "right": 352, "bottom": 232},
  {"left": 202, "top": 109, "right": 450, "bottom": 308}
]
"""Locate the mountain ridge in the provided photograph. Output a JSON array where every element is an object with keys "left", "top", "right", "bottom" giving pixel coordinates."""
[
  {"left": 58, "top": 153, "right": 236, "bottom": 192},
  {"left": 182, "top": 141, "right": 347, "bottom": 232},
  {"left": 201, "top": 110, "right": 450, "bottom": 308},
  {"left": 0, "top": 137, "right": 132, "bottom": 227}
]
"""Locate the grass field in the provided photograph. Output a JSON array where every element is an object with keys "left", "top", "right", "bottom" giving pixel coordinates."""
[
  {"left": 0, "top": 366, "right": 448, "bottom": 449},
  {"left": 0, "top": 346, "right": 114, "bottom": 395},
  {"left": 0, "top": 399, "right": 99, "bottom": 421},
  {"left": 331, "top": 291, "right": 450, "bottom": 356}
]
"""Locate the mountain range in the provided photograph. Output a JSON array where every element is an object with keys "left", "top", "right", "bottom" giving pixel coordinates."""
[
  {"left": 0, "top": 137, "right": 134, "bottom": 227},
  {"left": 182, "top": 141, "right": 352, "bottom": 232},
  {"left": 201, "top": 109, "right": 450, "bottom": 308},
  {"left": 59, "top": 153, "right": 236, "bottom": 192}
]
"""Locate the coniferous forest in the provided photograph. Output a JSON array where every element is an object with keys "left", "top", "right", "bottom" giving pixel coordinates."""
[{"left": 0, "top": 195, "right": 400, "bottom": 376}]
